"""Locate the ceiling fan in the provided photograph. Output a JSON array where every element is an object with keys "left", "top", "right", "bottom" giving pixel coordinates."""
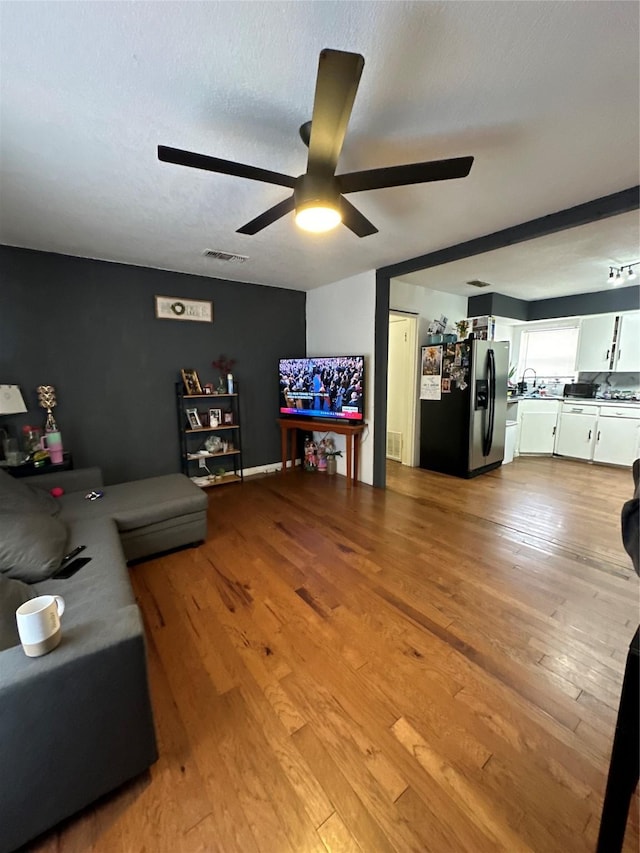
[{"left": 158, "top": 49, "right": 474, "bottom": 237}]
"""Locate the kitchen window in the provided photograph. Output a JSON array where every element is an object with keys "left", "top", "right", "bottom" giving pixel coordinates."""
[{"left": 517, "top": 325, "right": 580, "bottom": 380}]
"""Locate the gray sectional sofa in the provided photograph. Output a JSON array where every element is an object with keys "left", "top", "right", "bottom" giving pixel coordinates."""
[{"left": 0, "top": 466, "right": 208, "bottom": 853}]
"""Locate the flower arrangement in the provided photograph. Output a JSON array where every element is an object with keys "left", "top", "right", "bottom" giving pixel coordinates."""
[
  {"left": 324, "top": 447, "right": 343, "bottom": 458},
  {"left": 323, "top": 437, "right": 342, "bottom": 458},
  {"left": 212, "top": 354, "right": 236, "bottom": 376},
  {"left": 212, "top": 354, "right": 236, "bottom": 393},
  {"left": 455, "top": 319, "right": 469, "bottom": 340}
]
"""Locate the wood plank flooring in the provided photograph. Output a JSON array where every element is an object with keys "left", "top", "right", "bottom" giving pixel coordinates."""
[{"left": 28, "top": 457, "right": 639, "bottom": 852}]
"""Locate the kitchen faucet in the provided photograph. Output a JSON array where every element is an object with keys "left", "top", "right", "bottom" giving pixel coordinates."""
[{"left": 517, "top": 367, "right": 537, "bottom": 395}]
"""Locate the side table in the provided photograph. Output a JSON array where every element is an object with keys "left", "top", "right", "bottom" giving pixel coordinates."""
[
  {"left": 278, "top": 418, "right": 365, "bottom": 487},
  {"left": 2, "top": 452, "right": 74, "bottom": 479}
]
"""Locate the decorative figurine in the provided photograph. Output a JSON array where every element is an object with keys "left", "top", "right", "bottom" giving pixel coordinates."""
[{"left": 37, "top": 385, "right": 58, "bottom": 432}]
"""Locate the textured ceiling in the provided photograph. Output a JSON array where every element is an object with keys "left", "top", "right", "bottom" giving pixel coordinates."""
[
  {"left": 397, "top": 211, "right": 640, "bottom": 301},
  {"left": 0, "top": 1, "right": 638, "bottom": 292}
]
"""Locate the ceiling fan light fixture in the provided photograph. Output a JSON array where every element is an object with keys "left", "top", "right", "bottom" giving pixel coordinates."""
[
  {"left": 159, "top": 49, "right": 474, "bottom": 238},
  {"left": 295, "top": 202, "right": 342, "bottom": 233}
]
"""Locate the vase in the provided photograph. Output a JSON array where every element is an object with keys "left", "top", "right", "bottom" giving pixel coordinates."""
[{"left": 326, "top": 456, "right": 337, "bottom": 475}]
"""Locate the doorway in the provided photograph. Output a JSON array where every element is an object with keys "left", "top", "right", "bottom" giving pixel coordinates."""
[{"left": 387, "top": 312, "right": 418, "bottom": 466}]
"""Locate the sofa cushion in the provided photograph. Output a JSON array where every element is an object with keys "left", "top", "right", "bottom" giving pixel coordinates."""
[
  {"left": 35, "top": 516, "right": 136, "bottom": 619},
  {"left": 0, "top": 513, "right": 69, "bottom": 582},
  {"left": 0, "top": 468, "right": 60, "bottom": 516},
  {"left": 0, "top": 572, "right": 33, "bottom": 651},
  {"left": 57, "top": 474, "right": 207, "bottom": 532}
]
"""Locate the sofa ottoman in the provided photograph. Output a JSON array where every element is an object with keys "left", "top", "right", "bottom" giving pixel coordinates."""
[{"left": 55, "top": 472, "right": 208, "bottom": 561}]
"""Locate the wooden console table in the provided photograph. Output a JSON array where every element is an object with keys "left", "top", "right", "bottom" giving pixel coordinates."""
[{"left": 278, "top": 418, "right": 366, "bottom": 488}]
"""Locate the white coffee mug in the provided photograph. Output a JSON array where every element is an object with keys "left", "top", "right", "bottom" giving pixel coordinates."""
[{"left": 16, "top": 595, "right": 65, "bottom": 657}]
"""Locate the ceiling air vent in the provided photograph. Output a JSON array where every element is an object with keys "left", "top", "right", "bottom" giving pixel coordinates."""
[
  {"left": 203, "top": 249, "right": 249, "bottom": 263},
  {"left": 466, "top": 279, "right": 492, "bottom": 288}
]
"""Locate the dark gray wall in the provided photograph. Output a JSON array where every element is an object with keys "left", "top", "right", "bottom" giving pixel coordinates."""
[
  {"left": 467, "top": 292, "right": 529, "bottom": 321},
  {"left": 467, "top": 285, "right": 639, "bottom": 321},
  {"left": 530, "top": 285, "right": 640, "bottom": 320},
  {"left": 0, "top": 246, "right": 306, "bottom": 484}
]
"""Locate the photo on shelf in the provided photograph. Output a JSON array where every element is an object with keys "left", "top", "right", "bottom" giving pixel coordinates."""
[
  {"left": 223, "top": 411, "right": 234, "bottom": 425},
  {"left": 181, "top": 368, "right": 202, "bottom": 395},
  {"left": 209, "top": 408, "right": 222, "bottom": 427},
  {"left": 185, "top": 407, "right": 202, "bottom": 429}
]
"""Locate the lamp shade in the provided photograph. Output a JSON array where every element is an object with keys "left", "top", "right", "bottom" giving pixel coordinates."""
[{"left": 0, "top": 385, "right": 27, "bottom": 415}]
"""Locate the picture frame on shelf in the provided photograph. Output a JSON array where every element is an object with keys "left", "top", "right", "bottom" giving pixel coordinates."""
[
  {"left": 181, "top": 369, "right": 203, "bottom": 395},
  {"left": 223, "top": 411, "right": 234, "bottom": 425},
  {"left": 185, "top": 408, "right": 202, "bottom": 429},
  {"left": 209, "top": 408, "right": 222, "bottom": 427}
]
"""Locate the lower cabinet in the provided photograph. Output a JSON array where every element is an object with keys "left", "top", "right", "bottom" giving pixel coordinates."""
[
  {"left": 554, "top": 411, "right": 597, "bottom": 460},
  {"left": 515, "top": 400, "right": 639, "bottom": 467},
  {"left": 519, "top": 411, "right": 558, "bottom": 454},
  {"left": 593, "top": 412, "right": 640, "bottom": 466},
  {"left": 516, "top": 400, "right": 560, "bottom": 455}
]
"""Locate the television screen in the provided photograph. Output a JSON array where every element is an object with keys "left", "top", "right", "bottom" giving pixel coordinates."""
[{"left": 279, "top": 356, "right": 365, "bottom": 422}]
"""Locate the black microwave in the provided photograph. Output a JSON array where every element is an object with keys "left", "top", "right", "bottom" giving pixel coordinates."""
[{"left": 563, "top": 382, "right": 599, "bottom": 398}]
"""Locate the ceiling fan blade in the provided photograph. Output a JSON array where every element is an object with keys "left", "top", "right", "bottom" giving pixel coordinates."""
[
  {"left": 307, "top": 49, "right": 364, "bottom": 177},
  {"left": 339, "top": 197, "right": 378, "bottom": 237},
  {"left": 339, "top": 156, "right": 474, "bottom": 195},
  {"left": 236, "top": 195, "right": 296, "bottom": 235},
  {"left": 158, "top": 145, "right": 296, "bottom": 189}
]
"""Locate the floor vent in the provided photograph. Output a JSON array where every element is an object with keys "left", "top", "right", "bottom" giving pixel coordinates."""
[
  {"left": 386, "top": 430, "right": 402, "bottom": 461},
  {"left": 203, "top": 249, "right": 249, "bottom": 263}
]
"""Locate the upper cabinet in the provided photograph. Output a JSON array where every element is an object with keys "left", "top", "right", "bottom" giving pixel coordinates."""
[
  {"left": 616, "top": 312, "right": 640, "bottom": 372},
  {"left": 575, "top": 315, "right": 617, "bottom": 372},
  {"left": 575, "top": 312, "right": 640, "bottom": 373}
]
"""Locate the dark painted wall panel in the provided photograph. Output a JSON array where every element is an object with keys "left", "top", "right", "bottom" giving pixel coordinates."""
[
  {"left": 530, "top": 285, "right": 639, "bottom": 320},
  {"left": 0, "top": 246, "right": 306, "bottom": 484},
  {"left": 467, "top": 285, "right": 639, "bottom": 321},
  {"left": 468, "top": 292, "right": 530, "bottom": 321}
]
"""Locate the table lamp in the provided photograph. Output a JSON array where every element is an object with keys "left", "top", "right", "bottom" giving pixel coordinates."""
[
  {"left": 0, "top": 384, "right": 27, "bottom": 462},
  {"left": 0, "top": 384, "right": 27, "bottom": 417}
]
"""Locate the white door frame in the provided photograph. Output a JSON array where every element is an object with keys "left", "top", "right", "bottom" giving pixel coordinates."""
[{"left": 388, "top": 311, "right": 419, "bottom": 466}]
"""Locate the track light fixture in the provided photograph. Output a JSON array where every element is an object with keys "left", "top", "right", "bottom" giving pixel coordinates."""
[{"left": 607, "top": 262, "right": 639, "bottom": 286}]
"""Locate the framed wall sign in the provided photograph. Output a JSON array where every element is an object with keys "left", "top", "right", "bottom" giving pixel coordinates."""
[{"left": 155, "top": 296, "right": 213, "bottom": 323}]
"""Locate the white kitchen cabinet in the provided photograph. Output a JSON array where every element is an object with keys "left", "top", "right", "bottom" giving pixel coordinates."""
[
  {"left": 615, "top": 313, "right": 640, "bottom": 372},
  {"left": 575, "top": 315, "right": 617, "bottom": 372},
  {"left": 516, "top": 400, "right": 560, "bottom": 455},
  {"left": 576, "top": 311, "right": 640, "bottom": 372},
  {"left": 593, "top": 408, "right": 640, "bottom": 466},
  {"left": 519, "top": 412, "right": 559, "bottom": 454},
  {"left": 554, "top": 405, "right": 598, "bottom": 460}
]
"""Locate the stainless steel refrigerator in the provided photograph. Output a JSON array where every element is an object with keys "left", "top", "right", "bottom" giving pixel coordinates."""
[{"left": 419, "top": 338, "right": 509, "bottom": 478}]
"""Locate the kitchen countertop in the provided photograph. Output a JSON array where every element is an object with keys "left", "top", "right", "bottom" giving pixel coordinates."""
[
  {"left": 563, "top": 399, "right": 640, "bottom": 407},
  {"left": 507, "top": 396, "right": 640, "bottom": 407},
  {"left": 507, "top": 395, "right": 563, "bottom": 402}
]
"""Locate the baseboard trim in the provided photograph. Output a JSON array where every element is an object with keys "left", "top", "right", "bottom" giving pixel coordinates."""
[{"left": 242, "top": 459, "right": 301, "bottom": 478}]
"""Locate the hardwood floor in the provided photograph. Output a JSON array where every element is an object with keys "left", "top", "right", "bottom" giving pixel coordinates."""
[{"left": 29, "top": 457, "right": 639, "bottom": 852}]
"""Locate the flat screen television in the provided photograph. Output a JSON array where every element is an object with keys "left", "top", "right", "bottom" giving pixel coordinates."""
[{"left": 279, "top": 356, "right": 365, "bottom": 422}]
